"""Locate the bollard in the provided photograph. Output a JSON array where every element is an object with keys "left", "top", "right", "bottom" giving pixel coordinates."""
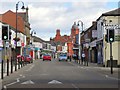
[
  {"left": 7, "top": 59, "right": 9, "bottom": 76},
  {"left": 87, "top": 60, "right": 88, "bottom": 66},
  {"left": 1, "top": 60, "right": 4, "bottom": 79},
  {"left": 11, "top": 57, "right": 13, "bottom": 73},
  {"left": 18, "top": 57, "right": 20, "bottom": 69},
  {"left": 15, "top": 58, "right": 17, "bottom": 71},
  {"left": 21, "top": 56, "right": 22, "bottom": 68}
]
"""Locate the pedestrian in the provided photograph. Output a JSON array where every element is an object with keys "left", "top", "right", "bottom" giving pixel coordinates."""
[{"left": 70, "top": 55, "right": 71, "bottom": 62}]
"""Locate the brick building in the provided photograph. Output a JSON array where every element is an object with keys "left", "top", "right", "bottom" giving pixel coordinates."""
[{"left": 52, "top": 22, "right": 79, "bottom": 57}]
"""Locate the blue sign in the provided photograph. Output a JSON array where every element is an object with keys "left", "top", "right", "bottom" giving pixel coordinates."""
[
  {"left": 35, "top": 48, "right": 40, "bottom": 50},
  {"left": 28, "top": 48, "right": 31, "bottom": 50},
  {"left": 0, "top": 48, "right": 3, "bottom": 50},
  {"left": 76, "top": 34, "right": 79, "bottom": 44}
]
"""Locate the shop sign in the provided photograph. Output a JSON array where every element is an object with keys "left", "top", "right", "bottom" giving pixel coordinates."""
[
  {"left": 115, "top": 35, "right": 120, "bottom": 41},
  {"left": 35, "top": 48, "right": 40, "bottom": 50},
  {"left": 21, "top": 43, "right": 24, "bottom": 46},
  {"left": 85, "top": 39, "right": 90, "bottom": 43}
]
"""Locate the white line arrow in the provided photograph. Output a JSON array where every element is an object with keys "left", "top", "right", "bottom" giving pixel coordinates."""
[
  {"left": 48, "top": 80, "right": 62, "bottom": 84},
  {"left": 21, "top": 80, "right": 34, "bottom": 84}
]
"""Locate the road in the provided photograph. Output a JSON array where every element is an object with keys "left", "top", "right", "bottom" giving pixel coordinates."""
[{"left": 2, "top": 58, "right": 119, "bottom": 90}]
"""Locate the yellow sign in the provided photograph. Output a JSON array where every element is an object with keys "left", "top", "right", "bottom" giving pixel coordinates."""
[{"left": 5, "top": 55, "right": 7, "bottom": 60}]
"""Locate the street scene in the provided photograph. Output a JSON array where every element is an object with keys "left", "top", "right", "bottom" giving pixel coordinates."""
[{"left": 0, "top": 0, "right": 120, "bottom": 90}]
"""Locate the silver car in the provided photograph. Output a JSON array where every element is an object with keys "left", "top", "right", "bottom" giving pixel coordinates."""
[{"left": 59, "top": 54, "right": 68, "bottom": 61}]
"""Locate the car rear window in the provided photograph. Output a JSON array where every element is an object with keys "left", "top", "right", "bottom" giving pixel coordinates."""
[
  {"left": 44, "top": 55, "right": 50, "bottom": 56},
  {"left": 24, "top": 55, "right": 29, "bottom": 57},
  {"left": 60, "top": 54, "right": 67, "bottom": 56}
]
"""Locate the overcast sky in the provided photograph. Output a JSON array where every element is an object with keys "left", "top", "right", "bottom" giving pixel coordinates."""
[{"left": 0, "top": 0, "right": 119, "bottom": 41}]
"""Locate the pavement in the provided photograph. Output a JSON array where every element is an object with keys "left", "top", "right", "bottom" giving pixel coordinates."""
[
  {"left": 0, "top": 60, "right": 34, "bottom": 89},
  {"left": 70, "top": 59, "right": 119, "bottom": 79}
]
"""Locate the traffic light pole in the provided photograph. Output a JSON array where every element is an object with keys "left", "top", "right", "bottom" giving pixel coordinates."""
[{"left": 110, "top": 42, "right": 113, "bottom": 74}]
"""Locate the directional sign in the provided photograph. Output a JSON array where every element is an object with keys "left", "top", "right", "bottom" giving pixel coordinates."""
[{"left": 82, "top": 53, "right": 85, "bottom": 58}]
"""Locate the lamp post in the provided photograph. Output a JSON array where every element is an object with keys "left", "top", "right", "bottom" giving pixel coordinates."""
[
  {"left": 77, "top": 20, "right": 83, "bottom": 64},
  {"left": 30, "top": 30, "right": 36, "bottom": 44},
  {"left": 15, "top": 1, "right": 25, "bottom": 71}
]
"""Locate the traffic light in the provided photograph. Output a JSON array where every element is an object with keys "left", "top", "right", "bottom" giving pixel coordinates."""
[
  {"left": 105, "top": 29, "right": 109, "bottom": 42},
  {"left": 9, "top": 31, "right": 12, "bottom": 40},
  {"left": 2, "top": 26, "right": 9, "bottom": 40},
  {"left": 109, "top": 29, "right": 115, "bottom": 42}
]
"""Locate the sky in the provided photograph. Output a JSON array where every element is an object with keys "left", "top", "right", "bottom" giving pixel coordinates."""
[{"left": 0, "top": 0, "right": 119, "bottom": 41}]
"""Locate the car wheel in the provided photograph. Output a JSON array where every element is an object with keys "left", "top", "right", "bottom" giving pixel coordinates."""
[
  {"left": 50, "top": 59, "right": 51, "bottom": 61},
  {"left": 43, "top": 59, "right": 44, "bottom": 61},
  {"left": 66, "top": 60, "right": 67, "bottom": 61}
]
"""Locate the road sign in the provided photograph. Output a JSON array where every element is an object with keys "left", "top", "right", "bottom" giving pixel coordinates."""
[
  {"left": 82, "top": 53, "right": 85, "bottom": 58},
  {"left": 0, "top": 48, "right": 3, "bottom": 50}
]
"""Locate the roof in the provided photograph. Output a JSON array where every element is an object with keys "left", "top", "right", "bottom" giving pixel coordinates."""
[
  {"left": 72, "top": 22, "right": 78, "bottom": 29},
  {"left": 50, "top": 41, "right": 65, "bottom": 46},
  {"left": 32, "top": 36, "right": 45, "bottom": 43},
  {"left": 32, "top": 36, "right": 51, "bottom": 44},
  {"left": 0, "top": 10, "right": 24, "bottom": 33},
  {"left": 72, "top": 25, "right": 78, "bottom": 28},
  {"left": 102, "top": 8, "right": 120, "bottom": 16},
  {"left": 97, "top": 8, "right": 120, "bottom": 21}
]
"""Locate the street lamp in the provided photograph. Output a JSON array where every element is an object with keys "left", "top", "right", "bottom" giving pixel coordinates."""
[
  {"left": 31, "top": 30, "right": 36, "bottom": 36},
  {"left": 30, "top": 30, "right": 36, "bottom": 44},
  {"left": 77, "top": 20, "right": 84, "bottom": 64},
  {"left": 15, "top": 1, "right": 25, "bottom": 71}
]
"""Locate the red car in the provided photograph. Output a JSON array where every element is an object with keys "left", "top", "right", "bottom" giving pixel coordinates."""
[
  {"left": 24, "top": 55, "right": 33, "bottom": 63},
  {"left": 43, "top": 54, "right": 51, "bottom": 61}
]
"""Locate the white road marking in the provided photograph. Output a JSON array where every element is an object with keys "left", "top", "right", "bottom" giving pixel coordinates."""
[
  {"left": 48, "top": 80, "right": 62, "bottom": 84},
  {"left": 25, "top": 65, "right": 35, "bottom": 71},
  {"left": 17, "top": 78, "right": 20, "bottom": 82},
  {"left": 21, "top": 80, "right": 34, "bottom": 84},
  {"left": 105, "top": 75, "right": 118, "bottom": 80},
  {"left": 22, "top": 76, "right": 25, "bottom": 78},
  {"left": 4, "top": 78, "right": 20, "bottom": 88},
  {"left": 72, "top": 84, "right": 79, "bottom": 90},
  {"left": 20, "top": 74, "right": 23, "bottom": 77}
]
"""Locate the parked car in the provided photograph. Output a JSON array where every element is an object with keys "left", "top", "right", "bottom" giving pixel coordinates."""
[
  {"left": 23, "top": 55, "right": 33, "bottom": 63},
  {"left": 59, "top": 54, "right": 68, "bottom": 61},
  {"left": 43, "top": 54, "right": 51, "bottom": 61},
  {"left": 17, "top": 55, "right": 24, "bottom": 64}
]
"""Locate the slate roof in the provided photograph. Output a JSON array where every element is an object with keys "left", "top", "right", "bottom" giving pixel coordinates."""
[
  {"left": 102, "top": 8, "right": 120, "bottom": 16},
  {"left": 50, "top": 41, "right": 65, "bottom": 46}
]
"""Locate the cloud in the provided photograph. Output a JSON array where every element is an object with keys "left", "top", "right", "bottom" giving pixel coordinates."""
[
  {"left": 28, "top": 2, "right": 110, "bottom": 41},
  {"left": 0, "top": 1, "right": 119, "bottom": 41}
]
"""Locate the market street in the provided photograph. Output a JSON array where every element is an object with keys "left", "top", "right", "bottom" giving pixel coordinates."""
[{"left": 2, "top": 58, "right": 119, "bottom": 89}]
